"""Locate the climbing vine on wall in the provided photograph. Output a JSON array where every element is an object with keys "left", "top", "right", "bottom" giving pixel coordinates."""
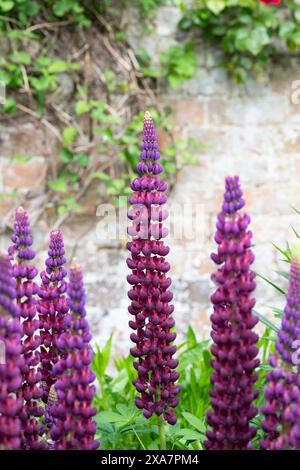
[
  {"left": 178, "top": 0, "right": 300, "bottom": 82},
  {"left": 0, "top": 0, "right": 198, "bottom": 221}
]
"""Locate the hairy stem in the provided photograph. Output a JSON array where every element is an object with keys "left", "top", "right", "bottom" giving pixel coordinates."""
[{"left": 158, "top": 415, "right": 166, "bottom": 451}]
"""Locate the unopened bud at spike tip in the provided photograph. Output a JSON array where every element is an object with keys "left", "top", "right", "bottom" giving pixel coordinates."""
[
  {"left": 144, "top": 111, "right": 152, "bottom": 122},
  {"left": 291, "top": 239, "right": 300, "bottom": 262}
]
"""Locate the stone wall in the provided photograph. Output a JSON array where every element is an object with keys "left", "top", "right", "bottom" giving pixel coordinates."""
[{"left": 1, "top": 4, "right": 300, "bottom": 359}]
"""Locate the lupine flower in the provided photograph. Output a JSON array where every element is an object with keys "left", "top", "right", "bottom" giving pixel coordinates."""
[
  {"left": 8, "top": 207, "right": 45, "bottom": 449},
  {"left": 37, "top": 230, "right": 69, "bottom": 403},
  {"left": 0, "top": 254, "right": 24, "bottom": 450},
  {"left": 260, "top": 240, "right": 300, "bottom": 450},
  {"left": 205, "top": 176, "right": 260, "bottom": 450},
  {"left": 49, "top": 265, "right": 99, "bottom": 450},
  {"left": 127, "top": 111, "right": 180, "bottom": 425}
]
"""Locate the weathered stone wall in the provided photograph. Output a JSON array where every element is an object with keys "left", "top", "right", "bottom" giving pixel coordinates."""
[{"left": 1, "top": 4, "right": 300, "bottom": 358}]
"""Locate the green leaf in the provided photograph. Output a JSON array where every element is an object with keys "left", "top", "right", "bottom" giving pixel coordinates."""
[
  {"left": 48, "top": 59, "right": 69, "bottom": 73},
  {"left": 254, "top": 309, "right": 280, "bottom": 333},
  {"left": 235, "top": 26, "right": 270, "bottom": 55},
  {"left": 96, "top": 411, "right": 127, "bottom": 425},
  {"left": 48, "top": 177, "right": 68, "bottom": 193},
  {"left": 62, "top": 126, "right": 77, "bottom": 146},
  {"left": 174, "top": 428, "right": 203, "bottom": 441},
  {"left": 206, "top": 0, "right": 226, "bottom": 15},
  {"left": 12, "top": 154, "right": 31, "bottom": 163},
  {"left": 75, "top": 100, "right": 91, "bottom": 115},
  {"left": 59, "top": 147, "right": 73, "bottom": 163},
  {"left": 91, "top": 171, "right": 110, "bottom": 181},
  {"left": 279, "top": 21, "right": 296, "bottom": 39},
  {"left": 75, "top": 153, "right": 89, "bottom": 168},
  {"left": 9, "top": 51, "right": 31, "bottom": 65},
  {"left": 256, "top": 272, "right": 286, "bottom": 295},
  {"left": 53, "top": 0, "right": 74, "bottom": 16},
  {"left": 3, "top": 97, "right": 16, "bottom": 113},
  {"left": 182, "top": 412, "right": 206, "bottom": 434},
  {"left": 0, "top": 1, "right": 14, "bottom": 12}
]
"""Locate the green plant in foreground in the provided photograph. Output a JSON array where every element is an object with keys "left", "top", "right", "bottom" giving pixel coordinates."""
[{"left": 92, "top": 324, "right": 275, "bottom": 450}]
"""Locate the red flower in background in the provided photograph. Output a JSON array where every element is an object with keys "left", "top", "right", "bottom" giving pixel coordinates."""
[{"left": 260, "top": 0, "right": 281, "bottom": 4}]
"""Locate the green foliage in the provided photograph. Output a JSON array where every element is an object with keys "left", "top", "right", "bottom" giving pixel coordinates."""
[
  {"left": 160, "top": 43, "right": 197, "bottom": 88},
  {"left": 178, "top": 0, "right": 300, "bottom": 82},
  {"left": 0, "top": 2, "right": 202, "bottom": 216},
  {"left": 92, "top": 325, "right": 275, "bottom": 450}
]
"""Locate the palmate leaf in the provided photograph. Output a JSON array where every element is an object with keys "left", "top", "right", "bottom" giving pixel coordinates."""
[
  {"left": 92, "top": 334, "right": 112, "bottom": 382},
  {"left": 182, "top": 412, "right": 206, "bottom": 435}
]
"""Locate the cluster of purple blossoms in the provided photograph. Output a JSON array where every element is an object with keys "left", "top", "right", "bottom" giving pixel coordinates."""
[
  {"left": 9, "top": 207, "right": 45, "bottom": 449},
  {"left": 49, "top": 265, "right": 99, "bottom": 450},
  {"left": 0, "top": 254, "right": 24, "bottom": 450},
  {"left": 261, "top": 241, "right": 300, "bottom": 450},
  {"left": 37, "top": 230, "right": 69, "bottom": 403},
  {"left": 127, "top": 112, "right": 180, "bottom": 425},
  {"left": 205, "top": 176, "right": 260, "bottom": 450}
]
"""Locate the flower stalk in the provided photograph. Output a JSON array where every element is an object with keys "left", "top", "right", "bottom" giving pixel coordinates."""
[
  {"left": 37, "top": 230, "right": 69, "bottom": 404},
  {"left": 205, "top": 176, "right": 260, "bottom": 450},
  {"left": 49, "top": 265, "right": 99, "bottom": 450},
  {"left": 0, "top": 254, "right": 24, "bottom": 450},
  {"left": 127, "top": 111, "right": 180, "bottom": 429},
  {"left": 9, "top": 207, "right": 45, "bottom": 449},
  {"left": 261, "top": 239, "right": 300, "bottom": 450}
]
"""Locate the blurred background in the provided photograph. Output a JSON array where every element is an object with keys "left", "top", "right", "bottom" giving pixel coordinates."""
[{"left": 0, "top": 0, "right": 300, "bottom": 359}]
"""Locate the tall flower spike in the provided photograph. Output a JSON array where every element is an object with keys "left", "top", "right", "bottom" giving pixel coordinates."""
[
  {"left": 0, "top": 254, "right": 23, "bottom": 450},
  {"left": 37, "top": 230, "right": 69, "bottom": 403},
  {"left": 127, "top": 112, "right": 180, "bottom": 426},
  {"left": 205, "top": 176, "right": 260, "bottom": 450},
  {"left": 8, "top": 207, "right": 45, "bottom": 449},
  {"left": 50, "top": 265, "right": 99, "bottom": 450},
  {"left": 260, "top": 240, "right": 300, "bottom": 450}
]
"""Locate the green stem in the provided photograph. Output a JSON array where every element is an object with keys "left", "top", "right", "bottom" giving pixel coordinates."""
[
  {"left": 158, "top": 415, "right": 167, "bottom": 450},
  {"left": 131, "top": 426, "right": 146, "bottom": 450}
]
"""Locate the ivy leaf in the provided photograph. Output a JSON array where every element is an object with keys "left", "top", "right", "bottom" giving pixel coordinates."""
[
  {"left": 75, "top": 100, "right": 91, "bottom": 115},
  {"left": 62, "top": 126, "right": 77, "bottom": 146},
  {"left": 91, "top": 171, "right": 110, "bottom": 181},
  {"left": 0, "top": 1, "right": 14, "bottom": 12},
  {"left": 48, "top": 178, "right": 68, "bottom": 193},
  {"left": 235, "top": 26, "right": 270, "bottom": 55},
  {"left": 53, "top": 0, "right": 74, "bottom": 16},
  {"left": 3, "top": 97, "right": 16, "bottom": 113},
  {"left": 279, "top": 21, "right": 296, "bottom": 39},
  {"left": 12, "top": 155, "right": 31, "bottom": 163},
  {"left": 205, "top": 0, "right": 226, "bottom": 15},
  {"left": 48, "top": 60, "right": 69, "bottom": 73},
  {"left": 9, "top": 51, "right": 31, "bottom": 65},
  {"left": 59, "top": 147, "right": 73, "bottom": 163},
  {"left": 75, "top": 153, "right": 89, "bottom": 168}
]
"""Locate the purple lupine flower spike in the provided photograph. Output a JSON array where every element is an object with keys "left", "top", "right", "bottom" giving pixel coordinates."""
[
  {"left": 50, "top": 265, "right": 99, "bottom": 450},
  {"left": 205, "top": 176, "right": 260, "bottom": 450},
  {"left": 37, "top": 230, "right": 69, "bottom": 403},
  {"left": 0, "top": 253, "right": 24, "bottom": 450},
  {"left": 9, "top": 207, "right": 45, "bottom": 449},
  {"left": 127, "top": 111, "right": 180, "bottom": 425},
  {"left": 261, "top": 240, "right": 300, "bottom": 450}
]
